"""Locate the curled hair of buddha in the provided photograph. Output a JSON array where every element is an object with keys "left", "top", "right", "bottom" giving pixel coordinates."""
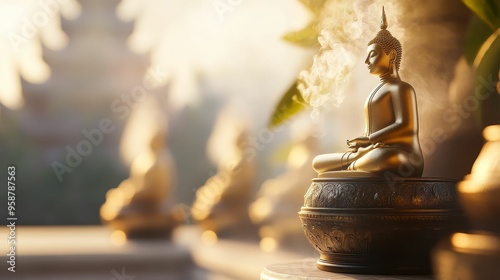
[{"left": 368, "top": 7, "right": 402, "bottom": 71}]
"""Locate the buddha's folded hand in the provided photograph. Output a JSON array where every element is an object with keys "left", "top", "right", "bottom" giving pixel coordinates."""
[{"left": 347, "top": 136, "right": 370, "bottom": 149}]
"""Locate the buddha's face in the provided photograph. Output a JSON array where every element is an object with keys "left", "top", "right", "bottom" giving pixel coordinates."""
[{"left": 365, "top": 43, "right": 392, "bottom": 75}]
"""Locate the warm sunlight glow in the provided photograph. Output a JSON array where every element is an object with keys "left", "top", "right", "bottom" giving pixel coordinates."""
[
  {"left": 111, "top": 230, "right": 128, "bottom": 246},
  {"left": 451, "top": 232, "right": 500, "bottom": 252},
  {"left": 99, "top": 203, "right": 116, "bottom": 222},
  {"left": 260, "top": 237, "right": 278, "bottom": 252},
  {"left": 201, "top": 230, "right": 218, "bottom": 245},
  {"left": 249, "top": 198, "right": 272, "bottom": 221},
  {"left": 120, "top": 96, "right": 167, "bottom": 165},
  {"left": 116, "top": 0, "right": 313, "bottom": 115},
  {"left": 0, "top": 0, "right": 81, "bottom": 109},
  {"left": 287, "top": 145, "right": 310, "bottom": 169}
]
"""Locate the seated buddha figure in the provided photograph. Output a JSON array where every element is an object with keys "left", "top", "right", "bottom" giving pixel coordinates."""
[
  {"left": 100, "top": 124, "right": 180, "bottom": 238},
  {"left": 313, "top": 9, "right": 423, "bottom": 177}
]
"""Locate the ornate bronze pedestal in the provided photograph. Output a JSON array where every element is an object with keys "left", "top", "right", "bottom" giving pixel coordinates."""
[{"left": 299, "top": 176, "right": 463, "bottom": 274}]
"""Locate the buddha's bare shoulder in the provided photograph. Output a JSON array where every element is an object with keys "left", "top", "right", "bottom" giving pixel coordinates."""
[
  {"left": 396, "top": 80, "right": 415, "bottom": 92},
  {"left": 385, "top": 80, "right": 415, "bottom": 97}
]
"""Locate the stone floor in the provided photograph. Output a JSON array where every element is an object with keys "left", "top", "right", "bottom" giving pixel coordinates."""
[{"left": 0, "top": 225, "right": 441, "bottom": 280}]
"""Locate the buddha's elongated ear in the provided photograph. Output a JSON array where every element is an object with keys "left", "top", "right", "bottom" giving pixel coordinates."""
[{"left": 389, "top": 49, "right": 396, "bottom": 61}]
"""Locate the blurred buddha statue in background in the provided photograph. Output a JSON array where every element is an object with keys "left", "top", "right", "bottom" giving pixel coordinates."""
[
  {"left": 191, "top": 109, "right": 256, "bottom": 239},
  {"left": 249, "top": 122, "right": 317, "bottom": 251},
  {"left": 100, "top": 96, "right": 181, "bottom": 238},
  {"left": 313, "top": 7, "right": 423, "bottom": 177}
]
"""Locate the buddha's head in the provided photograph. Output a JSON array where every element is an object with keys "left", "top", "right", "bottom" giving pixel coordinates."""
[{"left": 365, "top": 7, "right": 402, "bottom": 76}]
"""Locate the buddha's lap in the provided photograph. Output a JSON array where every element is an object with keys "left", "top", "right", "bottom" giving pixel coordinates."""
[{"left": 351, "top": 146, "right": 423, "bottom": 175}]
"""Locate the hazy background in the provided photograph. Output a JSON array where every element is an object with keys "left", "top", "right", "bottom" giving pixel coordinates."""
[
  {"left": 0, "top": 0, "right": 493, "bottom": 225},
  {"left": 0, "top": 0, "right": 316, "bottom": 224}
]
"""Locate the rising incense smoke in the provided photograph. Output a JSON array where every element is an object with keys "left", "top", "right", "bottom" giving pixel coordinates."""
[{"left": 298, "top": 0, "right": 402, "bottom": 118}]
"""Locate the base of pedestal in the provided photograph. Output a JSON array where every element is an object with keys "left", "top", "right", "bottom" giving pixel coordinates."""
[
  {"left": 299, "top": 177, "right": 464, "bottom": 275},
  {"left": 261, "top": 259, "right": 433, "bottom": 280},
  {"left": 316, "top": 257, "right": 430, "bottom": 275}
]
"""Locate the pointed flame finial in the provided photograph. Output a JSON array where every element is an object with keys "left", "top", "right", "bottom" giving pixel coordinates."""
[{"left": 381, "top": 6, "right": 388, "bottom": 30}]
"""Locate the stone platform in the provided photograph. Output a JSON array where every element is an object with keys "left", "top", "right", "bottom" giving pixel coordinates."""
[
  {"left": 0, "top": 226, "right": 203, "bottom": 280},
  {"left": 173, "top": 226, "right": 311, "bottom": 280}
]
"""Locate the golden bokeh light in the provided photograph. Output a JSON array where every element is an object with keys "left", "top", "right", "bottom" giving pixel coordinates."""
[
  {"left": 110, "top": 230, "right": 128, "bottom": 246},
  {"left": 260, "top": 237, "right": 278, "bottom": 252},
  {"left": 201, "top": 230, "right": 218, "bottom": 245},
  {"left": 0, "top": 0, "right": 80, "bottom": 109}
]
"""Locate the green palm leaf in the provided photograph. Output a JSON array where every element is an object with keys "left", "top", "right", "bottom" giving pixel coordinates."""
[
  {"left": 462, "top": 0, "right": 500, "bottom": 30},
  {"left": 268, "top": 81, "right": 307, "bottom": 128}
]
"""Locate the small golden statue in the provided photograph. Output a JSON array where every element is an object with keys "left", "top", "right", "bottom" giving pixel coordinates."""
[
  {"left": 100, "top": 117, "right": 180, "bottom": 238},
  {"left": 249, "top": 126, "right": 317, "bottom": 251},
  {"left": 313, "top": 7, "right": 423, "bottom": 177},
  {"left": 191, "top": 115, "right": 256, "bottom": 238},
  {"left": 433, "top": 125, "right": 500, "bottom": 279}
]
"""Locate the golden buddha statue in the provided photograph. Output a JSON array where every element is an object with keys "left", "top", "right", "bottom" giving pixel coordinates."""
[
  {"left": 298, "top": 8, "right": 460, "bottom": 275},
  {"left": 313, "top": 7, "right": 423, "bottom": 177},
  {"left": 249, "top": 125, "right": 317, "bottom": 251},
  {"left": 100, "top": 119, "right": 180, "bottom": 238},
  {"left": 191, "top": 115, "right": 256, "bottom": 237}
]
